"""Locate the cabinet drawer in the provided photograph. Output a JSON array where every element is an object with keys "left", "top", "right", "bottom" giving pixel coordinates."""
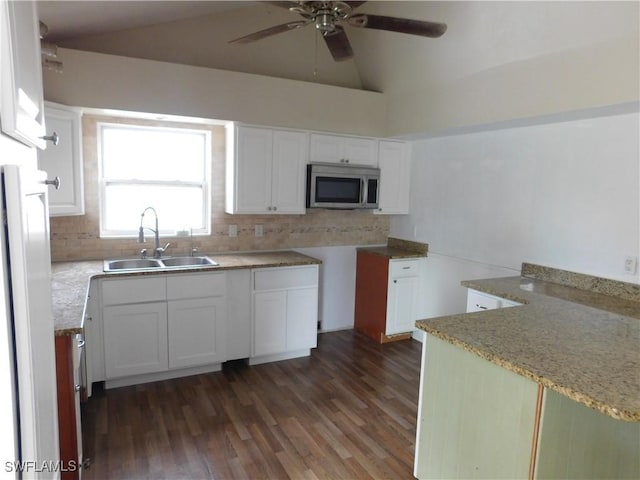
[
  {"left": 466, "top": 289, "right": 501, "bottom": 312},
  {"left": 101, "top": 276, "right": 166, "bottom": 305},
  {"left": 390, "top": 259, "right": 420, "bottom": 278},
  {"left": 253, "top": 266, "right": 318, "bottom": 291},
  {"left": 166, "top": 272, "right": 226, "bottom": 300}
]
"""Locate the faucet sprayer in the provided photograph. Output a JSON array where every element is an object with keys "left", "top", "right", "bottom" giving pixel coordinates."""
[{"left": 138, "top": 207, "right": 170, "bottom": 258}]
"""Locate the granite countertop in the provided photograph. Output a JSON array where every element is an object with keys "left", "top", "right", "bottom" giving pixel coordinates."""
[
  {"left": 51, "top": 250, "right": 322, "bottom": 337},
  {"left": 416, "top": 268, "right": 640, "bottom": 422},
  {"left": 357, "top": 236, "right": 428, "bottom": 259}
]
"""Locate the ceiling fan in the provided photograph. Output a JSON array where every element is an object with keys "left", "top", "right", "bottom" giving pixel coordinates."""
[{"left": 229, "top": 1, "right": 447, "bottom": 61}]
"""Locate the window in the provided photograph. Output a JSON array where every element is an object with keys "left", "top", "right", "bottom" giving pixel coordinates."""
[{"left": 99, "top": 123, "right": 211, "bottom": 237}]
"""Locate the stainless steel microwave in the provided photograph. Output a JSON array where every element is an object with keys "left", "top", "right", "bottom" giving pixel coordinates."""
[{"left": 306, "top": 163, "right": 380, "bottom": 209}]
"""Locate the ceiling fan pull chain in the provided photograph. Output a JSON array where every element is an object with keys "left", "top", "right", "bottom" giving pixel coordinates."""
[{"left": 313, "top": 28, "right": 319, "bottom": 77}]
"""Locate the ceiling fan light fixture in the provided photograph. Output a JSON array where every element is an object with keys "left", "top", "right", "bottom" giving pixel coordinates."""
[{"left": 315, "top": 12, "right": 336, "bottom": 34}]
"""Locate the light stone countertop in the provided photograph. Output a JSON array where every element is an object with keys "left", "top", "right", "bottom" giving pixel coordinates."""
[
  {"left": 357, "top": 236, "right": 428, "bottom": 259},
  {"left": 51, "top": 250, "right": 322, "bottom": 337},
  {"left": 416, "top": 273, "right": 640, "bottom": 422}
]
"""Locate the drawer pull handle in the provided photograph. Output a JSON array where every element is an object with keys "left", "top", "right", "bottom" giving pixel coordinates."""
[
  {"left": 402, "top": 266, "right": 411, "bottom": 269},
  {"left": 476, "top": 304, "right": 488, "bottom": 310}
]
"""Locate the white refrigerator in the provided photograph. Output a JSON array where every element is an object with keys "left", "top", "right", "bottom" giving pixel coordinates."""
[{"left": 0, "top": 164, "right": 59, "bottom": 479}]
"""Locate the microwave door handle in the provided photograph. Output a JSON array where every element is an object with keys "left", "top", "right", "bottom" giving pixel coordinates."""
[{"left": 361, "top": 178, "right": 367, "bottom": 206}]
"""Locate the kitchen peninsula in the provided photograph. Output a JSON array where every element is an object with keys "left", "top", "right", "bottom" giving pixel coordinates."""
[{"left": 414, "top": 263, "right": 640, "bottom": 479}]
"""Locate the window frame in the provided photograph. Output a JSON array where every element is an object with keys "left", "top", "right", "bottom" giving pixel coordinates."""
[{"left": 97, "top": 121, "right": 212, "bottom": 238}]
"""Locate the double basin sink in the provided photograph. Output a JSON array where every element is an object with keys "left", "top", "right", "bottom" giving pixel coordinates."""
[{"left": 104, "top": 256, "right": 218, "bottom": 273}]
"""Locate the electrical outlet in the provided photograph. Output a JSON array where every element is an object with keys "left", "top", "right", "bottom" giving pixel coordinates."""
[
  {"left": 228, "top": 224, "right": 237, "bottom": 238},
  {"left": 255, "top": 225, "right": 263, "bottom": 237},
  {"left": 623, "top": 255, "right": 638, "bottom": 275}
]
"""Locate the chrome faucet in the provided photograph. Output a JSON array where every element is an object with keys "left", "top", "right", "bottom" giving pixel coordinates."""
[{"left": 138, "top": 206, "right": 171, "bottom": 259}]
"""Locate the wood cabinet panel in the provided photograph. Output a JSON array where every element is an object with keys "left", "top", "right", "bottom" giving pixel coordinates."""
[
  {"left": 55, "top": 335, "right": 83, "bottom": 479},
  {"left": 354, "top": 251, "right": 389, "bottom": 342}
]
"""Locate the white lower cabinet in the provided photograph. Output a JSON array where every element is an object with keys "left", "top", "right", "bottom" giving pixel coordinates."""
[
  {"left": 95, "top": 265, "right": 319, "bottom": 387},
  {"left": 103, "top": 302, "right": 168, "bottom": 378},
  {"left": 251, "top": 265, "right": 319, "bottom": 364},
  {"left": 253, "top": 290, "right": 287, "bottom": 357},
  {"left": 466, "top": 288, "right": 521, "bottom": 312},
  {"left": 168, "top": 297, "right": 226, "bottom": 369},
  {"left": 100, "top": 272, "right": 227, "bottom": 388},
  {"left": 386, "top": 259, "right": 421, "bottom": 335}
]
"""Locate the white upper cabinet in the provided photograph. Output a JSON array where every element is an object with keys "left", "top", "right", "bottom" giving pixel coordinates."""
[
  {"left": 37, "top": 103, "right": 84, "bottom": 216},
  {"left": 376, "top": 140, "right": 411, "bottom": 215},
  {"left": 309, "top": 133, "right": 377, "bottom": 166},
  {"left": 226, "top": 124, "right": 307, "bottom": 214},
  {"left": 0, "top": 0, "right": 46, "bottom": 149}
]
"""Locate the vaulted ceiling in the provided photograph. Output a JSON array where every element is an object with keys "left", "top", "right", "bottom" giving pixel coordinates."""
[
  {"left": 37, "top": 1, "right": 639, "bottom": 135},
  {"left": 38, "top": 1, "right": 637, "bottom": 92}
]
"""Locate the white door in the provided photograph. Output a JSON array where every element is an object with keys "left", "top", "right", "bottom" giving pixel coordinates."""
[
  {"left": 103, "top": 302, "right": 168, "bottom": 378},
  {"left": 386, "top": 275, "right": 419, "bottom": 335},
  {"left": 309, "top": 134, "right": 343, "bottom": 164},
  {"left": 253, "top": 290, "right": 287, "bottom": 357},
  {"left": 377, "top": 141, "right": 410, "bottom": 214},
  {"left": 37, "top": 103, "right": 84, "bottom": 216},
  {"left": 271, "top": 130, "right": 307, "bottom": 214},
  {"left": 286, "top": 287, "right": 318, "bottom": 351},
  {"left": 168, "top": 297, "right": 226, "bottom": 369},
  {"left": 342, "top": 137, "right": 377, "bottom": 166},
  {"left": 3, "top": 165, "right": 60, "bottom": 474},
  {"left": 235, "top": 126, "right": 273, "bottom": 213}
]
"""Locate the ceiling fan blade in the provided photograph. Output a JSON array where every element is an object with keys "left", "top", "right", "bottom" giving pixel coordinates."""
[
  {"left": 264, "top": 1, "right": 301, "bottom": 8},
  {"left": 323, "top": 26, "right": 353, "bottom": 62},
  {"left": 343, "top": 1, "right": 367, "bottom": 8},
  {"left": 348, "top": 14, "right": 447, "bottom": 38},
  {"left": 229, "top": 20, "right": 311, "bottom": 44}
]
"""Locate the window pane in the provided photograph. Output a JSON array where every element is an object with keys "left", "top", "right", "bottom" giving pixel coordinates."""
[
  {"left": 104, "top": 185, "right": 206, "bottom": 232},
  {"left": 102, "top": 126, "right": 207, "bottom": 182}
]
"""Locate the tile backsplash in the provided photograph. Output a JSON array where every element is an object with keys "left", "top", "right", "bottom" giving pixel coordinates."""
[{"left": 49, "top": 114, "right": 389, "bottom": 261}]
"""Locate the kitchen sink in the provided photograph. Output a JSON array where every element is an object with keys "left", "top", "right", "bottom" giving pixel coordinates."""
[
  {"left": 103, "top": 256, "right": 218, "bottom": 272},
  {"left": 104, "top": 259, "right": 164, "bottom": 271},
  {"left": 161, "top": 256, "right": 218, "bottom": 267}
]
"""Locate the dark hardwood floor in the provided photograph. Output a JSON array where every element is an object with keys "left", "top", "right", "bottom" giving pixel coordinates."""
[{"left": 82, "top": 330, "right": 423, "bottom": 479}]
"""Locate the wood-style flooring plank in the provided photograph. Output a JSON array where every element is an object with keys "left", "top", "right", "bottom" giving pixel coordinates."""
[{"left": 81, "top": 330, "right": 422, "bottom": 479}]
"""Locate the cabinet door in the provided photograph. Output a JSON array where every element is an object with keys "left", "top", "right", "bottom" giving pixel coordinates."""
[
  {"left": 386, "top": 275, "right": 419, "bottom": 335},
  {"left": 103, "top": 302, "right": 168, "bottom": 378},
  {"left": 253, "top": 290, "right": 287, "bottom": 357},
  {"left": 233, "top": 126, "right": 273, "bottom": 213},
  {"left": 309, "top": 133, "right": 376, "bottom": 166},
  {"left": 271, "top": 130, "right": 307, "bottom": 213},
  {"left": 37, "top": 103, "right": 84, "bottom": 216},
  {"left": 286, "top": 287, "right": 318, "bottom": 351},
  {"left": 309, "top": 133, "right": 343, "bottom": 164},
  {"left": 168, "top": 297, "right": 226, "bottom": 369},
  {"left": 466, "top": 289, "right": 501, "bottom": 312},
  {"left": 376, "top": 141, "right": 410, "bottom": 215},
  {"left": 342, "top": 137, "right": 377, "bottom": 166},
  {"left": 0, "top": 0, "right": 46, "bottom": 148}
]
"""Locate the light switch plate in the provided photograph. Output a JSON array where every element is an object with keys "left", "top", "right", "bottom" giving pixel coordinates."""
[{"left": 228, "top": 224, "right": 237, "bottom": 238}]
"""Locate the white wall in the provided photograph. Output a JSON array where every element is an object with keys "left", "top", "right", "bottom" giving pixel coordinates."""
[
  {"left": 295, "top": 245, "right": 363, "bottom": 332},
  {"left": 392, "top": 109, "right": 640, "bottom": 318},
  {"left": 43, "top": 48, "right": 387, "bottom": 137}
]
